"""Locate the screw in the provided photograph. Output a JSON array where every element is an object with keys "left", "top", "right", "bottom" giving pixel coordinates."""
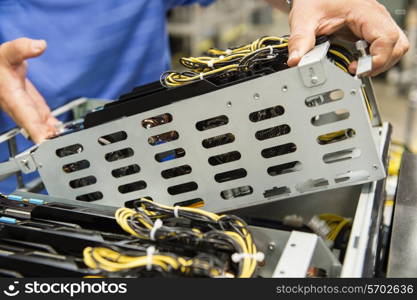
[
  {"left": 253, "top": 93, "right": 260, "bottom": 100},
  {"left": 356, "top": 40, "right": 369, "bottom": 56},
  {"left": 21, "top": 159, "right": 29, "bottom": 169},
  {"left": 268, "top": 242, "right": 276, "bottom": 251}
]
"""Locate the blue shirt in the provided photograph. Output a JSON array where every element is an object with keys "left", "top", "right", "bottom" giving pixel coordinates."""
[{"left": 0, "top": 0, "right": 213, "bottom": 193}]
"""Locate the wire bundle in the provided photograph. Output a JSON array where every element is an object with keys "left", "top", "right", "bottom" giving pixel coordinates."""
[
  {"left": 83, "top": 198, "right": 260, "bottom": 278},
  {"left": 161, "top": 36, "right": 290, "bottom": 87},
  {"left": 161, "top": 35, "right": 354, "bottom": 88},
  {"left": 319, "top": 214, "right": 352, "bottom": 242}
]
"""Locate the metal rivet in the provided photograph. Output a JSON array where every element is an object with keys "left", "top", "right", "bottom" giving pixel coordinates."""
[
  {"left": 226, "top": 101, "right": 232, "bottom": 107},
  {"left": 253, "top": 93, "right": 260, "bottom": 100},
  {"left": 268, "top": 242, "right": 276, "bottom": 251},
  {"left": 373, "top": 165, "right": 378, "bottom": 170},
  {"left": 351, "top": 89, "right": 357, "bottom": 96},
  {"left": 282, "top": 85, "right": 288, "bottom": 92},
  {"left": 311, "top": 76, "right": 318, "bottom": 84}
]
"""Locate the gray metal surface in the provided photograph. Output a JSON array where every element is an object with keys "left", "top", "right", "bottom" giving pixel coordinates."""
[
  {"left": 29, "top": 52, "right": 385, "bottom": 213},
  {"left": 387, "top": 152, "right": 417, "bottom": 277},
  {"left": 272, "top": 231, "right": 318, "bottom": 277}
]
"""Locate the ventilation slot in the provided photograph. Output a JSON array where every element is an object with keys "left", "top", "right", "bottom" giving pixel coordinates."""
[
  {"left": 161, "top": 165, "right": 192, "bottom": 179},
  {"left": 296, "top": 178, "right": 329, "bottom": 193},
  {"left": 317, "top": 129, "right": 356, "bottom": 145},
  {"left": 69, "top": 176, "right": 97, "bottom": 189},
  {"left": 196, "top": 115, "right": 228, "bottom": 131},
  {"left": 105, "top": 148, "right": 134, "bottom": 162},
  {"left": 335, "top": 170, "right": 370, "bottom": 184},
  {"left": 255, "top": 125, "right": 290, "bottom": 141},
  {"left": 98, "top": 131, "right": 127, "bottom": 145},
  {"left": 76, "top": 191, "right": 103, "bottom": 202},
  {"left": 263, "top": 186, "right": 291, "bottom": 199},
  {"left": 311, "top": 109, "right": 350, "bottom": 126},
  {"left": 261, "top": 143, "right": 296, "bottom": 159},
  {"left": 167, "top": 182, "right": 198, "bottom": 195},
  {"left": 221, "top": 185, "right": 253, "bottom": 200},
  {"left": 214, "top": 168, "right": 247, "bottom": 183},
  {"left": 174, "top": 198, "right": 205, "bottom": 208},
  {"left": 142, "top": 113, "right": 172, "bottom": 129},
  {"left": 249, "top": 105, "right": 284, "bottom": 122},
  {"left": 148, "top": 131, "right": 179, "bottom": 146},
  {"left": 56, "top": 144, "right": 83, "bottom": 158},
  {"left": 155, "top": 148, "right": 186, "bottom": 163},
  {"left": 118, "top": 181, "right": 147, "bottom": 194},
  {"left": 305, "top": 89, "right": 344, "bottom": 107},
  {"left": 323, "top": 148, "right": 361, "bottom": 164},
  {"left": 202, "top": 133, "right": 235, "bottom": 149},
  {"left": 112, "top": 164, "right": 140, "bottom": 178},
  {"left": 208, "top": 151, "right": 241, "bottom": 166},
  {"left": 62, "top": 160, "right": 90, "bottom": 173},
  {"left": 267, "top": 161, "right": 302, "bottom": 176}
]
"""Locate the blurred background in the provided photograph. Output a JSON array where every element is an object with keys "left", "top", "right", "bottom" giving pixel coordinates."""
[{"left": 167, "top": 0, "right": 416, "bottom": 151}]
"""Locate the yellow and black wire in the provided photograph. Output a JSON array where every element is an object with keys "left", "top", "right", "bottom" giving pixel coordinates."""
[
  {"left": 83, "top": 198, "right": 259, "bottom": 278},
  {"left": 161, "top": 35, "right": 356, "bottom": 88}
]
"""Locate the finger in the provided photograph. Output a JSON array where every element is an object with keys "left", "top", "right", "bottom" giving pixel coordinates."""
[
  {"left": 0, "top": 38, "right": 47, "bottom": 66},
  {"left": 0, "top": 85, "right": 53, "bottom": 143},
  {"left": 383, "top": 29, "right": 410, "bottom": 71},
  {"left": 287, "top": 7, "right": 320, "bottom": 66},
  {"left": 25, "top": 79, "right": 60, "bottom": 126},
  {"left": 368, "top": 36, "right": 396, "bottom": 75},
  {"left": 316, "top": 17, "right": 346, "bottom": 36},
  {"left": 348, "top": 61, "right": 358, "bottom": 74}
]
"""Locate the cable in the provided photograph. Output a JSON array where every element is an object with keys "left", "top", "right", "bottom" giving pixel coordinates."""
[
  {"left": 161, "top": 35, "right": 355, "bottom": 88},
  {"left": 84, "top": 198, "right": 260, "bottom": 278},
  {"left": 319, "top": 214, "right": 352, "bottom": 241}
]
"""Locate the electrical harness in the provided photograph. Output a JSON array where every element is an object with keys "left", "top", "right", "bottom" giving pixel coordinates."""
[
  {"left": 83, "top": 198, "right": 261, "bottom": 278},
  {"left": 160, "top": 35, "right": 354, "bottom": 88}
]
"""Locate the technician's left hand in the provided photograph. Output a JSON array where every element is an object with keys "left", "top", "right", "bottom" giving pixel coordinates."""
[{"left": 285, "top": 0, "right": 410, "bottom": 76}]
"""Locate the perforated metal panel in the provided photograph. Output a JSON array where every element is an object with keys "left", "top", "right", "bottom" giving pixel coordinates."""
[{"left": 32, "top": 58, "right": 385, "bottom": 212}]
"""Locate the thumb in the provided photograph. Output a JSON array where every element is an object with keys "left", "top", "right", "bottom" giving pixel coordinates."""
[
  {"left": 1, "top": 38, "right": 47, "bottom": 66},
  {"left": 287, "top": 10, "right": 319, "bottom": 67}
]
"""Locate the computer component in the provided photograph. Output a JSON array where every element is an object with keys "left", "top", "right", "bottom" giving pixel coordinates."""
[
  {"left": 0, "top": 36, "right": 384, "bottom": 213},
  {"left": 0, "top": 194, "right": 339, "bottom": 278}
]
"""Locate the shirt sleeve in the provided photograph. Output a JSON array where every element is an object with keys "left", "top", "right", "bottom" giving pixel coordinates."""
[{"left": 165, "top": 0, "right": 215, "bottom": 11}]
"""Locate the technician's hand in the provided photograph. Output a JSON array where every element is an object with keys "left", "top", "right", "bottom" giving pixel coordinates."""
[
  {"left": 0, "top": 38, "right": 59, "bottom": 144},
  {"left": 286, "top": 0, "right": 410, "bottom": 76}
]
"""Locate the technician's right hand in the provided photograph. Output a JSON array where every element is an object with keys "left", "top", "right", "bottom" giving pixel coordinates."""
[
  {"left": 286, "top": 0, "right": 410, "bottom": 76},
  {"left": 0, "top": 38, "right": 59, "bottom": 144}
]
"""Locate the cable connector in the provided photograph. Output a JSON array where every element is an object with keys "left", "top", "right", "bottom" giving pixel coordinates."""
[{"left": 231, "top": 251, "right": 265, "bottom": 263}]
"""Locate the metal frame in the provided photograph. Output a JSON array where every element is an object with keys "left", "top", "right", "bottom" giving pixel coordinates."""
[{"left": 0, "top": 43, "right": 385, "bottom": 213}]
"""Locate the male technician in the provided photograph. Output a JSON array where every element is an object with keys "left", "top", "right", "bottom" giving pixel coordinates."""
[{"left": 0, "top": 0, "right": 409, "bottom": 191}]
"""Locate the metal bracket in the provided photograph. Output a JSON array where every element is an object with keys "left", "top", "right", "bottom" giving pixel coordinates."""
[
  {"left": 15, "top": 151, "right": 38, "bottom": 174},
  {"left": 355, "top": 40, "right": 373, "bottom": 77},
  {"left": 272, "top": 231, "right": 318, "bottom": 277},
  {"left": 298, "top": 42, "right": 330, "bottom": 87},
  {"left": 0, "top": 147, "right": 39, "bottom": 178}
]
